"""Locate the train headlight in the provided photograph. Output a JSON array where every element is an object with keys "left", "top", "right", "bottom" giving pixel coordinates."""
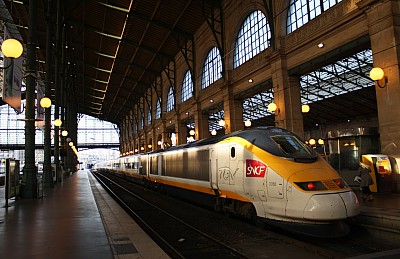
[{"left": 294, "top": 181, "right": 328, "bottom": 191}]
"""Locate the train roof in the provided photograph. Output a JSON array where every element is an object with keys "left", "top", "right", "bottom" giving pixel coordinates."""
[
  {"left": 151, "top": 126, "right": 297, "bottom": 151},
  {"left": 147, "top": 126, "right": 317, "bottom": 162}
]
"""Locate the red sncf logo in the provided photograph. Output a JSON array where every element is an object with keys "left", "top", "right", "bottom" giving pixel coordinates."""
[{"left": 246, "top": 159, "right": 267, "bottom": 177}]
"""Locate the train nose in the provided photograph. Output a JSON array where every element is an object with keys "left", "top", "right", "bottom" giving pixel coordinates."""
[{"left": 303, "top": 191, "right": 360, "bottom": 220}]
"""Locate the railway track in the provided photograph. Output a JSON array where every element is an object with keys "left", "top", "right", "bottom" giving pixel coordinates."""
[
  {"left": 93, "top": 171, "right": 400, "bottom": 258},
  {"left": 93, "top": 171, "right": 247, "bottom": 258}
]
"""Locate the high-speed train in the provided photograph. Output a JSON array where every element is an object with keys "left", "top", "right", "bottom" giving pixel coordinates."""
[{"left": 94, "top": 126, "right": 360, "bottom": 236}]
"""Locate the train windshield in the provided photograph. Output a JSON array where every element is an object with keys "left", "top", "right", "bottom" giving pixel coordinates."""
[{"left": 271, "top": 135, "right": 315, "bottom": 160}]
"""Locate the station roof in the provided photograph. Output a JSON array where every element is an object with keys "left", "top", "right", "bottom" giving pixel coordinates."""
[
  {"left": 4, "top": 0, "right": 213, "bottom": 125},
  {"left": 2, "top": 1, "right": 377, "bottom": 131}
]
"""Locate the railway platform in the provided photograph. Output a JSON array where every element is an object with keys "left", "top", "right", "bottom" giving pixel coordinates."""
[
  {"left": 1, "top": 170, "right": 400, "bottom": 259},
  {"left": 0, "top": 170, "right": 169, "bottom": 259}
]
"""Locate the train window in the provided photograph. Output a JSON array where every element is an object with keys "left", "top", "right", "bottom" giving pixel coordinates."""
[
  {"left": 231, "top": 147, "right": 236, "bottom": 158},
  {"left": 271, "top": 135, "right": 313, "bottom": 157},
  {"left": 133, "top": 162, "right": 139, "bottom": 169}
]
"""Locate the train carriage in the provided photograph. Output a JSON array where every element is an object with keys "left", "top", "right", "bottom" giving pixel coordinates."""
[{"left": 95, "top": 126, "right": 360, "bottom": 237}]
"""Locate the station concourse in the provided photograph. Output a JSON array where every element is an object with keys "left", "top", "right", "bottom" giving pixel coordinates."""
[
  {"left": 1, "top": 0, "right": 400, "bottom": 258},
  {"left": 0, "top": 170, "right": 169, "bottom": 259},
  {"left": 1, "top": 170, "right": 400, "bottom": 258}
]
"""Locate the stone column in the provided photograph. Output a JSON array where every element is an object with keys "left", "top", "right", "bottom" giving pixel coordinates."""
[
  {"left": 176, "top": 112, "right": 188, "bottom": 145},
  {"left": 222, "top": 85, "right": 244, "bottom": 133},
  {"left": 194, "top": 102, "right": 210, "bottom": 139},
  {"left": 270, "top": 53, "right": 304, "bottom": 138},
  {"left": 359, "top": 0, "right": 400, "bottom": 156}
]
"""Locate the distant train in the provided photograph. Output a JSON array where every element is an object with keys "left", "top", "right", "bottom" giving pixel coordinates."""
[{"left": 94, "top": 126, "right": 360, "bottom": 237}]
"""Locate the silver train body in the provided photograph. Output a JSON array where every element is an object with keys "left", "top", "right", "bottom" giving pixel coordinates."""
[{"left": 95, "top": 127, "right": 360, "bottom": 235}]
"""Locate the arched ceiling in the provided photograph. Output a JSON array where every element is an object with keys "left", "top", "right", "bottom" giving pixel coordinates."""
[{"left": 4, "top": 0, "right": 215, "bottom": 124}]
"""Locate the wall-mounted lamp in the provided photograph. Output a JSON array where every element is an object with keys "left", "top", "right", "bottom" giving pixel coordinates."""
[
  {"left": 211, "top": 129, "right": 217, "bottom": 136},
  {"left": 189, "top": 129, "right": 195, "bottom": 136},
  {"left": 61, "top": 130, "right": 68, "bottom": 137},
  {"left": 54, "top": 119, "right": 62, "bottom": 127},
  {"left": 267, "top": 102, "right": 280, "bottom": 115},
  {"left": 301, "top": 104, "right": 310, "bottom": 113},
  {"left": 244, "top": 119, "right": 251, "bottom": 127},
  {"left": 134, "top": 148, "right": 138, "bottom": 152},
  {"left": 0, "top": 38, "right": 23, "bottom": 69},
  {"left": 218, "top": 119, "right": 226, "bottom": 127},
  {"left": 140, "top": 146, "right": 144, "bottom": 151},
  {"left": 69, "top": 142, "right": 74, "bottom": 147},
  {"left": 317, "top": 138, "right": 324, "bottom": 145},
  {"left": 39, "top": 97, "right": 51, "bottom": 108},
  {"left": 370, "top": 67, "right": 387, "bottom": 88},
  {"left": 309, "top": 138, "right": 316, "bottom": 146},
  {"left": 148, "top": 144, "right": 152, "bottom": 149},
  {"left": 157, "top": 140, "right": 162, "bottom": 146}
]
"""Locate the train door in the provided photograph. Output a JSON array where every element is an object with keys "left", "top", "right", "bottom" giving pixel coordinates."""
[
  {"left": 157, "top": 155, "right": 163, "bottom": 175},
  {"left": 216, "top": 144, "right": 240, "bottom": 194},
  {"left": 210, "top": 148, "right": 218, "bottom": 190}
]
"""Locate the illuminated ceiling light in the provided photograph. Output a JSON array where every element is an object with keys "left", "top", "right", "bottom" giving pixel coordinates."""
[
  {"left": 93, "top": 79, "right": 109, "bottom": 84},
  {"left": 244, "top": 119, "right": 251, "bottom": 127},
  {"left": 301, "top": 104, "right": 310, "bottom": 113},
  {"left": 93, "top": 66, "right": 112, "bottom": 73},
  {"left": 248, "top": 78, "right": 253, "bottom": 83},
  {"left": 40, "top": 97, "right": 51, "bottom": 108},
  {"left": 209, "top": 99, "right": 214, "bottom": 103},
  {"left": 92, "top": 95, "right": 105, "bottom": 100},
  {"left": 98, "top": 2, "right": 129, "bottom": 13},
  {"left": 92, "top": 88, "right": 107, "bottom": 93},
  {"left": 318, "top": 43, "right": 324, "bottom": 48},
  {"left": 211, "top": 129, "right": 217, "bottom": 136},
  {"left": 94, "top": 31, "right": 122, "bottom": 40},
  {"left": 61, "top": 130, "right": 68, "bottom": 137},
  {"left": 69, "top": 142, "right": 74, "bottom": 147},
  {"left": 95, "top": 51, "right": 116, "bottom": 59}
]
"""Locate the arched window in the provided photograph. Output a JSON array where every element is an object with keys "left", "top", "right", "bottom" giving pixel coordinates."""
[
  {"left": 201, "top": 47, "right": 222, "bottom": 89},
  {"left": 234, "top": 10, "right": 271, "bottom": 68},
  {"left": 147, "top": 108, "right": 152, "bottom": 125},
  {"left": 166, "top": 86, "right": 175, "bottom": 112},
  {"left": 140, "top": 112, "right": 144, "bottom": 129},
  {"left": 287, "top": 0, "right": 343, "bottom": 33},
  {"left": 156, "top": 99, "right": 161, "bottom": 119},
  {"left": 181, "top": 70, "right": 193, "bottom": 102}
]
